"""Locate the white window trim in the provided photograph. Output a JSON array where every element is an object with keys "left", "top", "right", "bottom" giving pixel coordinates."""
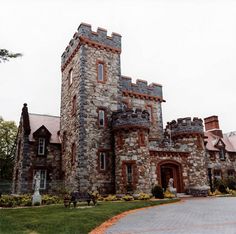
[
  {"left": 99, "top": 152, "right": 106, "bottom": 170},
  {"left": 38, "top": 138, "right": 46, "bottom": 155}
]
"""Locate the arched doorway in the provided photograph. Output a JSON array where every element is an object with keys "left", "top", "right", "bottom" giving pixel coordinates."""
[{"left": 157, "top": 160, "right": 184, "bottom": 193}]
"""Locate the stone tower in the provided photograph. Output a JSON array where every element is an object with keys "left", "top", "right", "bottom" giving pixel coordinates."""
[
  {"left": 60, "top": 23, "right": 122, "bottom": 193},
  {"left": 112, "top": 108, "right": 151, "bottom": 194},
  {"left": 167, "top": 117, "right": 209, "bottom": 193}
]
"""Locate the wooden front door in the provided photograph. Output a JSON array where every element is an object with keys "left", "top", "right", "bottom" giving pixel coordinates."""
[{"left": 160, "top": 162, "right": 183, "bottom": 193}]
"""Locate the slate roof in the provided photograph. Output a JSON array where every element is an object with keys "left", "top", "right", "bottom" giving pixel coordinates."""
[
  {"left": 28, "top": 113, "right": 60, "bottom": 144},
  {"left": 204, "top": 131, "right": 236, "bottom": 152}
]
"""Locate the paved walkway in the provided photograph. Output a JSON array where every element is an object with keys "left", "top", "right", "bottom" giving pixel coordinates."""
[{"left": 105, "top": 197, "right": 236, "bottom": 234}]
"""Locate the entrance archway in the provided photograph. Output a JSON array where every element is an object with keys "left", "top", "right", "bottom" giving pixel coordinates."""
[{"left": 157, "top": 160, "right": 184, "bottom": 193}]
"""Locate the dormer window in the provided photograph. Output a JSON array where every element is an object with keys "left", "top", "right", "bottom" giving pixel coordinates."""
[
  {"left": 219, "top": 148, "right": 225, "bottom": 161},
  {"left": 38, "top": 138, "right": 46, "bottom": 155},
  {"left": 97, "top": 61, "right": 106, "bottom": 83}
]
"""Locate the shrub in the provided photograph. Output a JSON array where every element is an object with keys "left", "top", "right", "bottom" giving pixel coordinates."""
[
  {"left": 164, "top": 189, "right": 175, "bottom": 199},
  {"left": 151, "top": 185, "right": 164, "bottom": 199},
  {"left": 42, "top": 194, "right": 61, "bottom": 205},
  {"left": 138, "top": 193, "right": 151, "bottom": 200},
  {"left": 218, "top": 184, "right": 227, "bottom": 194},
  {"left": 103, "top": 195, "right": 118, "bottom": 201},
  {"left": 225, "top": 177, "right": 236, "bottom": 190},
  {"left": 122, "top": 195, "right": 134, "bottom": 201}
]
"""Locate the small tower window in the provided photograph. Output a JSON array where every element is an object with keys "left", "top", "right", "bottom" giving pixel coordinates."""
[
  {"left": 126, "top": 164, "right": 133, "bottom": 184},
  {"left": 71, "top": 143, "right": 76, "bottom": 165},
  {"left": 72, "top": 95, "right": 76, "bottom": 115},
  {"left": 38, "top": 138, "right": 45, "bottom": 155},
  {"left": 99, "top": 152, "right": 106, "bottom": 170},
  {"left": 97, "top": 61, "right": 105, "bottom": 83},
  {"left": 68, "top": 68, "right": 73, "bottom": 86},
  {"left": 98, "top": 109, "right": 106, "bottom": 127}
]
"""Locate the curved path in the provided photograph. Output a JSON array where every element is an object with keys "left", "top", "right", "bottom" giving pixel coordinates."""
[{"left": 105, "top": 197, "right": 236, "bottom": 234}]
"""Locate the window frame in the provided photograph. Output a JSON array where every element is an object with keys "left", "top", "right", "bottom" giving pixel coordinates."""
[
  {"left": 99, "top": 151, "right": 106, "bottom": 171},
  {"left": 72, "top": 95, "right": 76, "bottom": 116},
  {"left": 68, "top": 68, "right": 73, "bottom": 86},
  {"left": 71, "top": 143, "right": 76, "bottom": 165},
  {"left": 98, "top": 108, "right": 107, "bottom": 128},
  {"left": 38, "top": 138, "right": 46, "bottom": 156},
  {"left": 219, "top": 148, "right": 226, "bottom": 161},
  {"left": 96, "top": 60, "right": 106, "bottom": 83}
]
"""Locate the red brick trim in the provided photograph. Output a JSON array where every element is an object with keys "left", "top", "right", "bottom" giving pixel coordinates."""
[
  {"left": 123, "top": 90, "right": 163, "bottom": 102},
  {"left": 79, "top": 36, "right": 121, "bottom": 54},
  {"left": 150, "top": 150, "right": 189, "bottom": 158},
  {"left": 138, "top": 130, "right": 146, "bottom": 147},
  {"left": 96, "top": 60, "right": 107, "bottom": 84},
  {"left": 157, "top": 160, "right": 184, "bottom": 193},
  {"left": 121, "top": 160, "right": 138, "bottom": 191},
  {"left": 116, "top": 132, "right": 124, "bottom": 148},
  {"left": 97, "top": 149, "right": 111, "bottom": 173}
]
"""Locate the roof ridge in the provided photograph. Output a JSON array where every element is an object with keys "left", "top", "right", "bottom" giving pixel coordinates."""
[{"left": 29, "top": 113, "right": 60, "bottom": 118}]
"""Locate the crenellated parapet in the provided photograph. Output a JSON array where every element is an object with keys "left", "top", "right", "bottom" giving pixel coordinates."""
[
  {"left": 112, "top": 108, "right": 150, "bottom": 131},
  {"left": 61, "top": 23, "right": 122, "bottom": 71},
  {"left": 121, "top": 76, "right": 163, "bottom": 101},
  {"left": 167, "top": 117, "right": 204, "bottom": 138}
]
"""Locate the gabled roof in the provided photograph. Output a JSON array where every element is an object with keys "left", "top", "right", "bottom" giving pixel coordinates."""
[
  {"left": 204, "top": 131, "right": 236, "bottom": 152},
  {"left": 28, "top": 113, "right": 60, "bottom": 144}
]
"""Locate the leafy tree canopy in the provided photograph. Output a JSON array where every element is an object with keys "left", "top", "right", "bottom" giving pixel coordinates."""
[
  {"left": 0, "top": 49, "right": 22, "bottom": 63},
  {"left": 0, "top": 117, "right": 18, "bottom": 180}
]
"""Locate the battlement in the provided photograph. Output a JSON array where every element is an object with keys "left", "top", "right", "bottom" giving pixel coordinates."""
[
  {"left": 61, "top": 23, "right": 122, "bottom": 71},
  {"left": 121, "top": 76, "right": 163, "bottom": 100},
  {"left": 112, "top": 108, "right": 150, "bottom": 131},
  {"left": 167, "top": 117, "right": 204, "bottom": 137}
]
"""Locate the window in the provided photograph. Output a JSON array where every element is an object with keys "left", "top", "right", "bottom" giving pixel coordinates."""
[
  {"left": 71, "top": 143, "right": 76, "bottom": 165},
  {"left": 126, "top": 164, "right": 133, "bottom": 184},
  {"left": 228, "top": 170, "right": 235, "bottom": 178},
  {"left": 97, "top": 61, "right": 105, "bottom": 83},
  {"left": 68, "top": 68, "right": 73, "bottom": 86},
  {"left": 38, "top": 138, "right": 45, "bottom": 155},
  {"left": 214, "top": 170, "right": 222, "bottom": 179},
  {"left": 72, "top": 95, "right": 76, "bottom": 115},
  {"left": 98, "top": 109, "right": 105, "bottom": 127},
  {"left": 33, "top": 170, "right": 47, "bottom": 190},
  {"left": 138, "top": 131, "right": 145, "bottom": 146},
  {"left": 219, "top": 148, "right": 225, "bottom": 161},
  {"left": 146, "top": 105, "right": 153, "bottom": 122},
  {"left": 99, "top": 152, "right": 106, "bottom": 170},
  {"left": 117, "top": 133, "right": 124, "bottom": 147}
]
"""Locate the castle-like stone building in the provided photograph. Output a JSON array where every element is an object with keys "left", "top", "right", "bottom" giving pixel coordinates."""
[{"left": 12, "top": 23, "right": 236, "bottom": 195}]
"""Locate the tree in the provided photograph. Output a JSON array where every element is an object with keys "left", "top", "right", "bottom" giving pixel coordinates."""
[
  {"left": 0, "top": 117, "right": 18, "bottom": 181},
  {"left": 0, "top": 49, "right": 22, "bottom": 62}
]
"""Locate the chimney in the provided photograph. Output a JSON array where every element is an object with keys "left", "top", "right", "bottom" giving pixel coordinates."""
[
  {"left": 22, "top": 103, "right": 31, "bottom": 135},
  {"left": 204, "top": 115, "right": 223, "bottom": 138}
]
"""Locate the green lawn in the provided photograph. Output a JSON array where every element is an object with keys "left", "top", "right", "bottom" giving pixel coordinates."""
[{"left": 0, "top": 199, "right": 179, "bottom": 234}]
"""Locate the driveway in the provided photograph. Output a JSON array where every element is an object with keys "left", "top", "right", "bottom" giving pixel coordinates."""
[{"left": 105, "top": 197, "right": 236, "bottom": 234}]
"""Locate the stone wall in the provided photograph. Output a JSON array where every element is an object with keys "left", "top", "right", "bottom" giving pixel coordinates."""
[{"left": 60, "top": 23, "right": 122, "bottom": 193}]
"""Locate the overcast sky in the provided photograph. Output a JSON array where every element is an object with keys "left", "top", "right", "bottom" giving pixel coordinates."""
[{"left": 0, "top": 0, "right": 236, "bottom": 133}]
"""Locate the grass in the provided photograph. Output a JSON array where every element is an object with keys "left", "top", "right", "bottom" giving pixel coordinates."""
[{"left": 0, "top": 199, "right": 179, "bottom": 234}]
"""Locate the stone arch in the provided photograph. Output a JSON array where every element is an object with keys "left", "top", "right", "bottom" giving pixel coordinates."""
[{"left": 157, "top": 160, "right": 184, "bottom": 193}]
